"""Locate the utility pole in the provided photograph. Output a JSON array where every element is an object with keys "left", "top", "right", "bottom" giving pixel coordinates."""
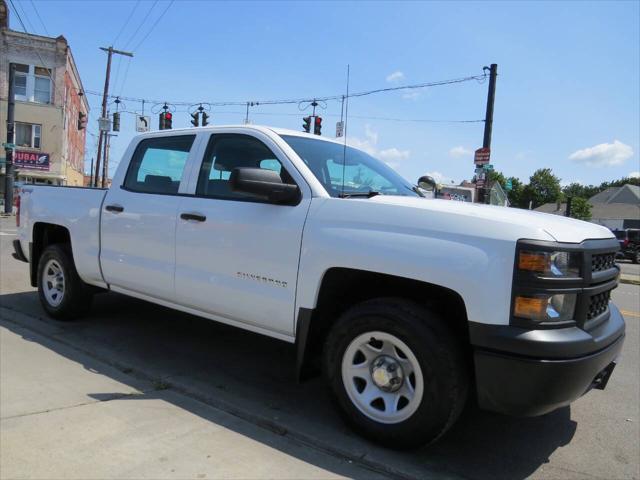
[
  {"left": 93, "top": 46, "right": 133, "bottom": 187},
  {"left": 3, "top": 64, "right": 15, "bottom": 213},
  {"left": 482, "top": 63, "right": 498, "bottom": 149},
  {"left": 102, "top": 134, "right": 116, "bottom": 188},
  {"left": 89, "top": 157, "right": 94, "bottom": 187}
]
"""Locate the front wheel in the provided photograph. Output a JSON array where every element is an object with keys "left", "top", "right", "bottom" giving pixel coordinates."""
[
  {"left": 323, "top": 298, "right": 468, "bottom": 449},
  {"left": 37, "top": 244, "right": 92, "bottom": 320}
]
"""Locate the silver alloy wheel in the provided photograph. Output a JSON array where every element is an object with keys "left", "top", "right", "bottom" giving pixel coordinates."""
[
  {"left": 42, "top": 259, "right": 65, "bottom": 307},
  {"left": 341, "top": 331, "right": 424, "bottom": 424}
]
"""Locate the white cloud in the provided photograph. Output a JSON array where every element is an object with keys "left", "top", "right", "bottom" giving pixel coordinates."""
[
  {"left": 386, "top": 71, "right": 405, "bottom": 83},
  {"left": 345, "top": 124, "right": 410, "bottom": 168},
  {"left": 628, "top": 171, "right": 640, "bottom": 178},
  {"left": 424, "top": 171, "right": 455, "bottom": 184},
  {"left": 378, "top": 148, "right": 410, "bottom": 161},
  {"left": 401, "top": 91, "right": 421, "bottom": 101},
  {"left": 449, "top": 146, "right": 472, "bottom": 158},
  {"left": 568, "top": 140, "right": 633, "bottom": 167}
]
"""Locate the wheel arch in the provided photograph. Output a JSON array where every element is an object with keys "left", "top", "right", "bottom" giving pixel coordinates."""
[
  {"left": 295, "top": 267, "right": 470, "bottom": 381},
  {"left": 30, "top": 222, "right": 72, "bottom": 287}
]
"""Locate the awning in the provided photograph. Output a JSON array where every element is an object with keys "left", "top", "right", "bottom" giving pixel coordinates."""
[{"left": 15, "top": 170, "right": 66, "bottom": 180}]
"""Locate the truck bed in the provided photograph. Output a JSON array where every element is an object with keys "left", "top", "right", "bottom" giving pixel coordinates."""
[{"left": 18, "top": 185, "right": 109, "bottom": 288}]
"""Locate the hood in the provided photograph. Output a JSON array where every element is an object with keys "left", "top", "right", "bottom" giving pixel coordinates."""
[{"left": 365, "top": 196, "right": 613, "bottom": 243}]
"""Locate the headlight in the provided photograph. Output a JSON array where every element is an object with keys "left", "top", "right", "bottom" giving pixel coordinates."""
[
  {"left": 518, "top": 251, "right": 581, "bottom": 278},
  {"left": 514, "top": 293, "right": 577, "bottom": 322}
]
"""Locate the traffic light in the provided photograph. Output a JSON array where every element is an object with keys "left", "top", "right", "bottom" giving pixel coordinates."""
[
  {"left": 190, "top": 112, "right": 199, "bottom": 127},
  {"left": 202, "top": 112, "right": 209, "bottom": 126},
  {"left": 302, "top": 116, "right": 311, "bottom": 133},
  {"left": 112, "top": 112, "right": 120, "bottom": 132},
  {"left": 314, "top": 116, "right": 322, "bottom": 135},
  {"left": 165, "top": 112, "right": 172, "bottom": 129},
  {"left": 77, "top": 111, "right": 87, "bottom": 130},
  {"left": 159, "top": 112, "right": 166, "bottom": 130}
]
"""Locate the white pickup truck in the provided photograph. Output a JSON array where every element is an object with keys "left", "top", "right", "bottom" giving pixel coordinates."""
[{"left": 13, "top": 126, "right": 625, "bottom": 448}]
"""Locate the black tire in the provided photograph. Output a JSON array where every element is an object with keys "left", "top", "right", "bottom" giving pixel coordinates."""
[
  {"left": 323, "top": 298, "right": 468, "bottom": 449},
  {"left": 37, "top": 244, "right": 92, "bottom": 320},
  {"left": 633, "top": 249, "right": 639, "bottom": 264}
]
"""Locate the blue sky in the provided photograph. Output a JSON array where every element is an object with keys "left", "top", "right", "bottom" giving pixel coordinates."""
[{"left": 8, "top": 0, "right": 640, "bottom": 186}]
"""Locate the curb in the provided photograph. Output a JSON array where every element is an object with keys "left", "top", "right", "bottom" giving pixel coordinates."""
[
  {"left": 620, "top": 277, "right": 640, "bottom": 286},
  {"left": 0, "top": 305, "right": 451, "bottom": 480}
]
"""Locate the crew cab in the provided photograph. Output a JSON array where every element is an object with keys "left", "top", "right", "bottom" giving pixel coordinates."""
[{"left": 13, "top": 126, "right": 625, "bottom": 448}]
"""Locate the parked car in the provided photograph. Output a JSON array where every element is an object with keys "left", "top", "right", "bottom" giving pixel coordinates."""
[
  {"left": 613, "top": 229, "right": 640, "bottom": 264},
  {"left": 13, "top": 126, "right": 625, "bottom": 448}
]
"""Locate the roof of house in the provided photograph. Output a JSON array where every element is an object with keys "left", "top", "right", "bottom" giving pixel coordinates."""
[
  {"left": 589, "top": 184, "right": 640, "bottom": 205},
  {"left": 535, "top": 202, "right": 640, "bottom": 220}
]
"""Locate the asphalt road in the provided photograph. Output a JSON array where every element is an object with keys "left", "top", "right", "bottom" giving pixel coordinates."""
[
  {"left": 1, "top": 216, "right": 639, "bottom": 480},
  {"left": 618, "top": 260, "right": 640, "bottom": 280}
]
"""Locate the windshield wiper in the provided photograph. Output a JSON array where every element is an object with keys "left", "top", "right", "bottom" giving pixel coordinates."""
[
  {"left": 339, "top": 190, "right": 381, "bottom": 198},
  {"left": 410, "top": 185, "right": 425, "bottom": 197}
]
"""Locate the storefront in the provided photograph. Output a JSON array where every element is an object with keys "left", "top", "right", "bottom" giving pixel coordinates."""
[{"left": 14, "top": 149, "right": 65, "bottom": 185}]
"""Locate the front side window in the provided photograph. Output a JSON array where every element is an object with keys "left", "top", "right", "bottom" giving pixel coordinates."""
[
  {"left": 124, "top": 135, "right": 195, "bottom": 194},
  {"left": 196, "top": 134, "right": 294, "bottom": 200},
  {"left": 281, "top": 135, "right": 418, "bottom": 198},
  {"left": 15, "top": 123, "right": 41, "bottom": 148}
]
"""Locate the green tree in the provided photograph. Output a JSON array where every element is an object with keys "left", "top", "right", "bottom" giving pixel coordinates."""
[
  {"left": 523, "top": 168, "right": 562, "bottom": 209},
  {"left": 568, "top": 197, "right": 592, "bottom": 221},
  {"left": 562, "top": 182, "right": 600, "bottom": 200},
  {"left": 487, "top": 171, "right": 526, "bottom": 207}
]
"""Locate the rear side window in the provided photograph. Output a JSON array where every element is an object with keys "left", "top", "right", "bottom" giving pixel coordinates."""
[{"left": 124, "top": 135, "right": 195, "bottom": 194}]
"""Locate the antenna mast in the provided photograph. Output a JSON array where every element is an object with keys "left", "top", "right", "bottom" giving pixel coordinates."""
[{"left": 341, "top": 65, "right": 350, "bottom": 198}]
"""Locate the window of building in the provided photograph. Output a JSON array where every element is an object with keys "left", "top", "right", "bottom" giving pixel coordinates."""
[
  {"left": 34, "top": 76, "right": 51, "bottom": 103},
  {"left": 11, "top": 63, "right": 52, "bottom": 104},
  {"left": 15, "top": 123, "right": 42, "bottom": 149},
  {"left": 195, "top": 134, "right": 294, "bottom": 201},
  {"left": 13, "top": 64, "right": 28, "bottom": 99},
  {"left": 124, "top": 135, "right": 195, "bottom": 194}
]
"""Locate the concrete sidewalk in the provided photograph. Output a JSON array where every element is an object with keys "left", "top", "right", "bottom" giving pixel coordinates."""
[{"left": 0, "top": 324, "right": 385, "bottom": 480}]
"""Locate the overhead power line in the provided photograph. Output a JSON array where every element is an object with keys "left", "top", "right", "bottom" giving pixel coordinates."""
[
  {"left": 112, "top": 0, "right": 141, "bottom": 47},
  {"left": 12, "top": 0, "right": 37, "bottom": 34},
  {"left": 28, "top": 0, "right": 50, "bottom": 36},
  {"left": 83, "top": 72, "right": 488, "bottom": 108},
  {"left": 122, "top": 0, "right": 158, "bottom": 50},
  {"left": 132, "top": 0, "right": 175, "bottom": 52}
]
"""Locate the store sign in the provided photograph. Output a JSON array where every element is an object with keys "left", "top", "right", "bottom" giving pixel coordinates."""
[
  {"left": 474, "top": 147, "right": 490, "bottom": 165},
  {"left": 14, "top": 150, "right": 50, "bottom": 171}
]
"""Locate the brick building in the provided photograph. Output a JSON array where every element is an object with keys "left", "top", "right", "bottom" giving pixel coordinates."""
[{"left": 0, "top": 0, "right": 89, "bottom": 202}]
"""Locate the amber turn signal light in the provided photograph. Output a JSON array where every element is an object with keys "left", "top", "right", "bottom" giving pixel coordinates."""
[
  {"left": 514, "top": 296, "right": 547, "bottom": 320},
  {"left": 518, "top": 252, "right": 549, "bottom": 272}
]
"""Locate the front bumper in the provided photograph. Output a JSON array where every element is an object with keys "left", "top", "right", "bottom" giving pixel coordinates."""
[{"left": 470, "top": 303, "right": 625, "bottom": 416}]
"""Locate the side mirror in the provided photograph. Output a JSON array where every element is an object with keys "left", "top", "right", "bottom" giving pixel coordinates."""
[
  {"left": 417, "top": 175, "right": 437, "bottom": 191},
  {"left": 230, "top": 167, "right": 300, "bottom": 205}
]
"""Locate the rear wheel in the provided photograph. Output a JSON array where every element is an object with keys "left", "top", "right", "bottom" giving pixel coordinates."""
[
  {"left": 633, "top": 248, "right": 639, "bottom": 264},
  {"left": 323, "top": 298, "right": 468, "bottom": 449},
  {"left": 37, "top": 244, "right": 92, "bottom": 320}
]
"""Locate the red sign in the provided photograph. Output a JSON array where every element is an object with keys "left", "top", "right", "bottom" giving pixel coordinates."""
[
  {"left": 14, "top": 150, "right": 50, "bottom": 171},
  {"left": 474, "top": 147, "right": 490, "bottom": 165}
]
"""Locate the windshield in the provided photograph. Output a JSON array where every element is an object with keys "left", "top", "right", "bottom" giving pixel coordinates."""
[{"left": 281, "top": 135, "right": 419, "bottom": 198}]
